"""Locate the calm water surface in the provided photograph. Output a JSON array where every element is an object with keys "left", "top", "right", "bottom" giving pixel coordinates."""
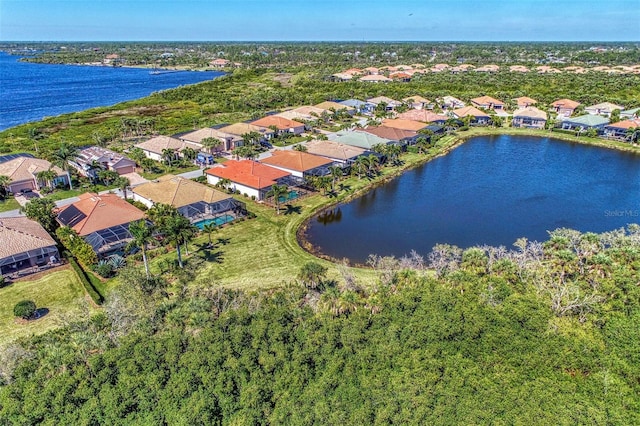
[
  {"left": 0, "top": 51, "right": 223, "bottom": 130},
  {"left": 304, "top": 135, "right": 640, "bottom": 263}
]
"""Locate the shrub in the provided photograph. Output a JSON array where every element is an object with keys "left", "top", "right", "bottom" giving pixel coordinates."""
[
  {"left": 92, "top": 260, "right": 115, "bottom": 278},
  {"left": 65, "top": 252, "right": 104, "bottom": 305},
  {"left": 14, "top": 300, "right": 36, "bottom": 319}
]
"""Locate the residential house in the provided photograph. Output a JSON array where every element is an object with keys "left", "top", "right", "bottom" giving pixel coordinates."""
[
  {"left": 135, "top": 136, "right": 202, "bottom": 162},
  {"left": 396, "top": 110, "right": 448, "bottom": 124},
  {"left": 403, "top": 95, "right": 432, "bottom": 110},
  {"left": 251, "top": 116, "right": 306, "bottom": 136},
  {"left": 313, "top": 101, "right": 355, "bottom": 115},
  {"left": 551, "top": 99, "right": 581, "bottom": 117},
  {"left": 451, "top": 106, "right": 491, "bottom": 125},
  {"left": 56, "top": 193, "right": 146, "bottom": 257},
  {"left": 470, "top": 96, "right": 505, "bottom": 111},
  {"left": 363, "top": 67, "right": 380, "bottom": 75},
  {"left": 381, "top": 118, "right": 429, "bottom": 132},
  {"left": 179, "top": 128, "right": 243, "bottom": 152},
  {"left": 72, "top": 146, "right": 136, "bottom": 179},
  {"left": 331, "top": 131, "right": 394, "bottom": 151},
  {"left": 217, "top": 123, "right": 275, "bottom": 141},
  {"left": 339, "top": 99, "right": 375, "bottom": 115},
  {"left": 512, "top": 107, "right": 548, "bottom": 129},
  {"left": 560, "top": 115, "right": 609, "bottom": 133},
  {"left": 620, "top": 107, "right": 640, "bottom": 119},
  {"left": 210, "top": 58, "right": 231, "bottom": 67},
  {"left": 585, "top": 102, "right": 624, "bottom": 117},
  {"left": 0, "top": 216, "right": 59, "bottom": 277},
  {"left": 275, "top": 106, "right": 327, "bottom": 123},
  {"left": 357, "top": 127, "right": 419, "bottom": 145},
  {"left": 259, "top": 150, "right": 333, "bottom": 179},
  {"left": 132, "top": 175, "right": 244, "bottom": 223},
  {"left": 439, "top": 96, "right": 466, "bottom": 110},
  {"left": 0, "top": 157, "right": 67, "bottom": 193},
  {"left": 205, "top": 160, "right": 291, "bottom": 200},
  {"left": 303, "top": 140, "right": 368, "bottom": 165},
  {"left": 358, "top": 75, "right": 392, "bottom": 83},
  {"left": 367, "top": 96, "right": 402, "bottom": 112},
  {"left": 603, "top": 119, "right": 640, "bottom": 139},
  {"left": 389, "top": 71, "right": 412, "bottom": 82},
  {"left": 331, "top": 73, "right": 354, "bottom": 82},
  {"left": 475, "top": 65, "right": 500, "bottom": 73},
  {"left": 514, "top": 96, "right": 537, "bottom": 108}
]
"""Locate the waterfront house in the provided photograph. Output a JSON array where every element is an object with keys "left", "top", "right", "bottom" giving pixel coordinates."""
[
  {"left": 603, "top": 119, "right": 640, "bottom": 139},
  {"left": 396, "top": 110, "right": 448, "bottom": 124},
  {"left": 513, "top": 96, "right": 537, "bottom": 108},
  {"left": 339, "top": 99, "right": 375, "bottom": 115},
  {"left": 251, "top": 116, "right": 306, "bottom": 136},
  {"left": 56, "top": 193, "right": 146, "bottom": 257},
  {"left": 380, "top": 118, "right": 429, "bottom": 132},
  {"left": 367, "top": 96, "right": 402, "bottom": 111},
  {"left": 551, "top": 99, "right": 581, "bottom": 117},
  {"left": 585, "top": 102, "right": 624, "bottom": 117},
  {"left": 205, "top": 160, "right": 291, "bottom": 200},
  {"left": 512, "top": 107, "right": 548, "bottom": 129},
  {"left": 132, "top": 175, "right": 243, "bottom": 223},
  {"left": 260, "top": 150, "right": 333, "bottom": 179},
  {"left": 179, "top": 128, "right": 243, "bottom": 152},
  {"left": 303, "top": 140, "right": 368, "bottom": 165},
  {"left": 470, "top": 96, "right": 505, "bottom": 111},
  {"left": 331, "top": 131, "right": 394, "bottom": 150},
  {"left": 217, "top": 123, "right": 275, "bottom": 141},
  {"left": 357, "top": 127, "right": 419, "bottom": 145},
  {"left": 135, "top": 136, "right": 202, "bottom": 162},
  {"left": 72, "top": 146, "right": 136, "bottom": 179},
  {"left": 451, "top": 106, "right": 491, "bottom": 125},
  {"left": 0, "top": 157, "right": 67, "bottom": 193},
  {"left": 0, "top": 216, "right": 59, "bottom": 277},
  {"left": 403, "top": 95, "right": 432, "bottom": 110},
  {"left": 560, "top": 115, "right": 609, "bottom": 132}
]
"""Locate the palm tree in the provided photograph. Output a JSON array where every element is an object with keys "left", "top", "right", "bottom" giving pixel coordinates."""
[
  {"left": 50, "top": 142, "right": 78, "bottom": 190},
  {"left": 128, "top": 220, "right": 155, "bottom": 279},
  {"left": 328, "top": 165, "right": 343, "bottom": 192},
  {"left": 265, "top": 184, "right": 289, "bottom": 215},
  {"left": 217, "top": 177, "right": 232, "bottom": 192},
  {"left": 163, "top": 214, "right": 197, "bottom": 268},
  {"left": 181, "top": 147, "right": 198, "bottom": 162},
  {"left": 97, "top": 170, "right": 119, "bottom": 186},
  {"left": 201, "top": 137, "right": 223, "bottom": 155},
  {"left": 352, "top": 156, "right": 368, "bottom": 179},
  {"left": 35, "top": 169, "right": 57, "bottom": 190},
  {"left": 202, "top": 222, "right": 218, "bottom": 247},
  {"left": 161, "top": 148, "right": 178, "bottom": 166},
  {"left": 114, "top": 176, "right": 131, "bottom": 199},
  {"left": 0, "top": 175, "right": 11, "bottom": 199}
]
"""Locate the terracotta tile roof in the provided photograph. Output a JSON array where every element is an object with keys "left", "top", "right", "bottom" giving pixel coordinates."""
[
  {"left": 343, "top": 68, "right": 363, "bottom": 76},
  {"left": 513, "top": 96, "right": 538, "bottom": 107},
  {"left": 551, "top": 99, "right": 581, "bottom": 109},
  {"left": 251, "top": 115, "right": 305, "bottom": 130},
  {"left": 206, "top": 160, "right": 290, "bottom": 190},
  {"left": 380, "top": 118, "right": 428, "bottom": 131},
  {"left": 179, "top": 128, "right": 242, "bottom": 144},
  {"left": 57, "top": 193, "right": 146, "bottom": 236},
  {"left": 313, "top": 101, "right": 354, "bottom": 111},
  {"left": 452, "top": 106, "right": 490, "bottom": 118},
  {"left": 605, "top": 119, "right": 640, "bottom": 130},
  {"left": 135, "top": 136, "right": 201, "bottom": 155},
  {"left": 304, "top": 140, "right": 367, "bottom": 161},
  {"left": 513, "top": 106, "right": 548, "bottom": 120},
  {"left": 390, "top": 72, "right": 412, "bottom": 79},
  {"left": 0, "top": 157, "right": 65, "bottom": 184},
  {"left": 132, "top": 175, "right": 231, "bottom": 207},
  {"left": 218, "top": 122, "right": 274, "bottom": 137},
  {"left": 471, "top": 95, "right": 505, "bottom": 106},
  {"left": 260, "top": 150, "right": 333, "bottom": 172},
  {"left": 358, "top": 127, "right": 418, "bottom": 141},
  {"left": 397, "top": 110, "right": 448, "bottom": 123},
  {"left": 0, "top": 216, "right": 57, "bottom": 260}
]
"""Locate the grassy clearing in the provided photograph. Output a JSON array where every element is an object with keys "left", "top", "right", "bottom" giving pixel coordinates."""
[
  {"left": 0, "top": 198, "right": 20, "bottom": 213},
  {"left": 0, "top": 268, "right": 94, "bottom": 345}
]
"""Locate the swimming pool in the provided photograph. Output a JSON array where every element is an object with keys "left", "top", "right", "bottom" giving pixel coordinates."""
[
  {"left": 194, "top": 214, "right": 235, "bottom": 230},
  {"left": 278, "top": 191, "right": 300, "bottom": 203}
]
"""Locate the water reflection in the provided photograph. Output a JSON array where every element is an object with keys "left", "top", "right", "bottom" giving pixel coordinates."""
[{"left": 316, "top": 208, "right": 342, "bottom": 225}]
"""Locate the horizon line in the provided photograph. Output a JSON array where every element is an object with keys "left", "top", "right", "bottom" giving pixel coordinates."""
[{"left": 1, "top": 40, "right": 639, "bottom": 44}]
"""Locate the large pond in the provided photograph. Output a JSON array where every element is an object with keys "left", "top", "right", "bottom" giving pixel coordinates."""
[{"left": 302, "top": 135, "right": 640, "bottom": 264}]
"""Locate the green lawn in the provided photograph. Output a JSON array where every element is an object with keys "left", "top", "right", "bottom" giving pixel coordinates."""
[
  {"left": 0, "top": 197, "right": 20, "bottom": 213},
  {"left": 0, "top": 268, "right": 94, "bottom": 345}
]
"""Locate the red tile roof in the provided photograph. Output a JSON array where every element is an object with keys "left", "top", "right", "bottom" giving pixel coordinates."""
[
  {"left": 551, "top": 99, "right": 581, "bottom": 109},
  {"left": 397, "top": 110, "right": 448, "bottom": 123},
  {"left": 57, "top": 193, "right": 146, "bottom": 236},
  {"left": 452, "top": 106, "right": 490, "bottom": 118},
  {"left": 380, "top": 118, "right": 428, "bottom": 131},
  {"left": 471, "top": 95, "right": 505, "bottom": 106},
  {"left": 205, "top": 160, "right": 290, "bottom": 190},
  {"left": 607, "top": 119, "right": 640, "bottom": 130},
  {"left": 251, "top": 116, "right": 304, "bottom": 130},
  {"left": 357, "top": 127, "right": 418, "bottom": 141}
]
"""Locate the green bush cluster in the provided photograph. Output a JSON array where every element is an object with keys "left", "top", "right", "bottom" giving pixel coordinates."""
[
  {"left": 56, "top": 227, "right": 98, "bottom": 266},
  {"left": 65, "top": 252, "right": 104, "bottom": 305}
]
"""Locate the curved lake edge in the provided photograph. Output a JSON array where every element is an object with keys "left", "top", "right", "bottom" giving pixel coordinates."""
[{"left": 295, "top": 128, "right": 640, "bottom": 267}]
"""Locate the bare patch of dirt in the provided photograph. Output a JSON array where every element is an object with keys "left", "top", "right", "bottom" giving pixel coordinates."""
[{"left": 273, "top": 73, "right": 293, "bottom": 87}]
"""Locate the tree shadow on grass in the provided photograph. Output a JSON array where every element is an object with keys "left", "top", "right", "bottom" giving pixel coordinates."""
[
  {"left": 197, "top": 249, "right": 224, "bottom": 264},
  {"left": 283, "top": 204, "right": 302, "bottom": 215}
]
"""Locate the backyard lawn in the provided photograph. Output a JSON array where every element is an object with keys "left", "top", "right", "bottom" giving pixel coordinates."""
[
  {"left": 0, "top": 268, "right": 93, "bottom": 345},
  {"left": 0, "top": 197, "right": 20, "bottom": 213}
]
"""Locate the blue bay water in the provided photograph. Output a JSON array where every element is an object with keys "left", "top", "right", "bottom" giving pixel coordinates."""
[
  {"left": 304, "top": 135, "right": 640, "bottom": 263},
  {"left": 0, "top": 51, "right": 223, "bottom": 130}
]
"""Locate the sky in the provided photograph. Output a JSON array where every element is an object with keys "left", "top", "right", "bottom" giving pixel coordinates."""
[{"left": 1, "top": 0, "right": 639, "bottom": 42}]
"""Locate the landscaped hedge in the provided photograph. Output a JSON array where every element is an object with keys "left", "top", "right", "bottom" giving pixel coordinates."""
[{"left": 64, "top": 251, "right": 104, "bottom": 305}]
